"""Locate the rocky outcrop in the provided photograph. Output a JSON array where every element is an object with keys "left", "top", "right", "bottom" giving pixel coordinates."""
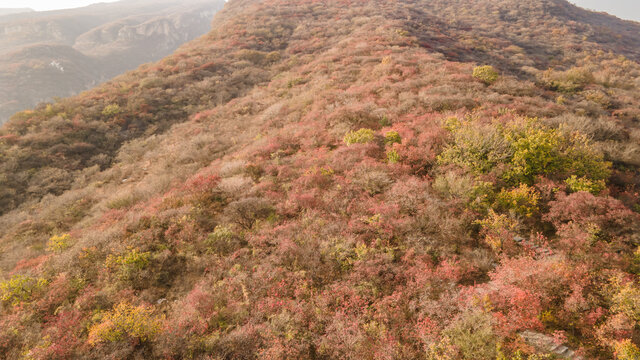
[
  {"left": 520, "top": 331, "right": 585, "bottom": 360},
  {"left": 73, "top": 4, "right": 221, "bottom": 63}
]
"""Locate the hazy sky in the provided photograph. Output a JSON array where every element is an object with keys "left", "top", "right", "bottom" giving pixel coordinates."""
[
  {"left": 0, "top": 0, "right": 638, "bottom": 22},
  {"left": 0, "top": 0, "right": 119, "bottom": 11},
  {"left": 570, "top": 0, "right": 640, "bottom": 21}
]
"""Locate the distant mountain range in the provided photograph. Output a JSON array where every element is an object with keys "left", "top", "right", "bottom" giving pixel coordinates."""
[
  {"left": 0, "top": 8, "right": 34, "bottom": 16},
  {"left": 0, "top": 0, "right": 225, "bottom": 123}
]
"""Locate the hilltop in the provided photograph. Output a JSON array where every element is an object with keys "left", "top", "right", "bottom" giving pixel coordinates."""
[
  {"left": 0, "top": 0, "right": 639, "bottom": 359},
  {"left": 0, "top": 0, "right": 225, "bottom": 123}
]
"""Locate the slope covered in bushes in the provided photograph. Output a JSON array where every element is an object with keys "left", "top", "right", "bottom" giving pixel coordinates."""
[{"left": 0, "top": 0, "right": 640, "bottom": 358}]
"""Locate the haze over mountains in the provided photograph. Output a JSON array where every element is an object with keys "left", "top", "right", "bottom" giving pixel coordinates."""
[
  {"left": 0, "top": 8, "right": 34, "bottom": 16},
  {"left": 0, "top": 0, "right": 640, "bottom": 358},
  {"left": 0, "top": 0, "right": 225, "bottom": 123}
]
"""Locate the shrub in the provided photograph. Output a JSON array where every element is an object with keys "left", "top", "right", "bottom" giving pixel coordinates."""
[
  {"left": 287, "top": 77, "right": 306, "bottom": 88},
  {"left": 494, "top": 184, "right": 540, "bottom": 217},
  {"left": 105, "top": 248, "right": 151, "bottom": 282},
  {"left": 47, "top": 233, "right": 72, "bottom": 253},
  {"left": 225, "top": 197, "right": 274, "bottom": 229},
  {"left": 611, "top": 282, "right": 640, "bottom": 322},
  {"left": 88, "top": 302, "right": 162, "bottom": 345},
  {"left": 503, "top": 123, "right": 563, "bottom": 183},
  {"left": 540, "top": 67, "right": 594, "bottom": 93},
  {"left": 565, "top": 175, "right": 606, "bottom": 195},
  {"left": 545, "top": 192, "right": 637, "bottom": 234},
  {"left": 583, "top": 89, "right": 612, "bottom": 109},
  {"left": 106, "top": 193, "right": 143, "bottom": 210},
  {"left": 0, "top": 275, "right": 48, "bottom": 306},
  {"left": 439, "top": 117, "right": 611, "bottom": 185},
  {"left": 473, "top": 65, "right": 499, "bottom": 85},
  {"left": 101, "top": 104, "right": 121, "bottom": 117},
  {"left": 614, "top": 339, "right": 640, "bottom": 360},
  {"left": 139, "top": 76, "right": 165, "bottom": 89},
  {"left": 387, "top": 149, "right": 400, "bottom": 164},
  {"left": 384, "top": 131, "right": 402, "bottom": 145},
  {"left": 235, "top": 49, "right": 268, "bottom": 64},
  {"left": 545, "top": 114, "right": 625, "bottom": 142},
  {"left": 28, "top": 309, "right": 83, "bottom": 359},
  {"left": 426, "top": 336, "right": 458, "bottom": 360},
  {"left": 433, "top": 171, "right": 495, "bottom": 211},
  {"left": 218, "top": 176, "right": 254, "bottom": 196},
  {"left": 437, "top": 120, "right": 512, "bottom": 175},
  {"left": 206, "top": 225, "right": 244, "bottom": 255},
  {"left": 353, "top": 168, "right": 393, "bottom": 195},
  {"left": 343, "top": 128, "right": 375, "bottom": 145},
  {"left": 440, "top": 309, "right": 499, "bottom": 360},
  {"left": 386, "top": 177, "right": 431, "bottom": 215},
  {"left": 443, "top": 116, "right": 461, "bottom": 132},
  {"left": 562, "top": 132, "right": 611, "bottom": 181},
  {"left": 632, "top": 247, "right": 640, "bottom": 275},
  {"left": 475, "top": 210, "right": 518, "bottom": 251},
  {"left": 497, "top": 350, "right": 553, "bottom": 360}
]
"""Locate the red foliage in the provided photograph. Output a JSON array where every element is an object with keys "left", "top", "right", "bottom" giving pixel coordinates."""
[
  {"left": 545, "top": 192, "right": 638, "bottom": 231},
  {"left": 182, "top": 173, "right": 221, "bottom": 194},
  {"left": 36, "top": 274, "right": 73, "bottom": 315},
  {"left": 545, "top": 192, "right": 639, "bottom": 265},
  {"left": 12, "top": 254, "right": 49, "bottom": 273},
  {"left": 30, "top": 309, "right": 83, "bottom": 360}
]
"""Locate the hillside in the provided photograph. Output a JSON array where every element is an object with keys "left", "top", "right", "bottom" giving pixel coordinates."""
[
  {"left": 0, "top": 0, "right": 225, "bottom": 124},
  {"left": 0, "top": 0, "right": 640, "bottom": 359}
]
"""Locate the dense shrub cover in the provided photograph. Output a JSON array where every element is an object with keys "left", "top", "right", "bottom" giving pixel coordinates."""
[
  {"left": 0, "top": 0, "right": 639, "bottom": 359},
  {"left": 438, "top": 116, "right": 611, "bottom": 185}
]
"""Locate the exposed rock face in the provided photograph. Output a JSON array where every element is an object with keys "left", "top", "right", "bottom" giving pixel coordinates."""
[
  {"left": 521, "top": 331, "right": 585, "bottom": 359},
  {"left": 0, "top": 0, "right": 225, "bottom": 124},
  {"left": 73, "top": 4, "right": 218, "bottom": 72}
]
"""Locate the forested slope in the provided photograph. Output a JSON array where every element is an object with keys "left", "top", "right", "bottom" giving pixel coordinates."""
[{"left": 0, "top": 0, "right": 639, "bottom": 358}]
